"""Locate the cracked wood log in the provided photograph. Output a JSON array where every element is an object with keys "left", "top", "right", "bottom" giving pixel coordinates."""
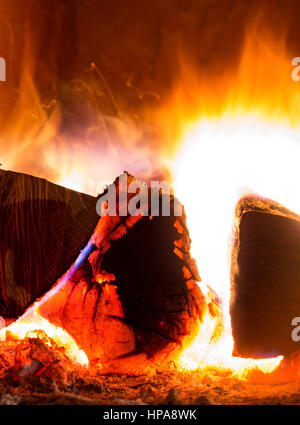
[
  {"left": 16, "top": 173, "right": 220, "bottom": 373},
  {"left": 231, "top": 195, "right": 300, "bottom": 358},
  {"left": 0, "top": 170, "right": 99, "bottom": 318}
]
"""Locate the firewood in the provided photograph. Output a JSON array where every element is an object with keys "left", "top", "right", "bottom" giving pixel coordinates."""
[
  {"left": 231, "top": 195, "right": 300, "bottom": 358},
  {"left": 17, "top": 173, "right": 219, "bottom": 373},
  {"left": 0, "top": 170, "right": 99, "bottom": 318}
]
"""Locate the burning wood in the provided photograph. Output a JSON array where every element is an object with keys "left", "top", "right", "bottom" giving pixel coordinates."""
[
  {"left": 231, "top": 196, "right": 300, "bottom": 358},
  {"left": 0, "top": 170, "right": 99, "bottom": 318},
  {"left": 1, "top": 173, "right": 220, "bottom": 374}
]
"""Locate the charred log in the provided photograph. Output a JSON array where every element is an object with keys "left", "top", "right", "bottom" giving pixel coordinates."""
[
  {"left": 231, "top": 196, "right": 300, "bottom": 358},
  {"left": 16, "top": 173, "right": 218, "bottom": 373}
]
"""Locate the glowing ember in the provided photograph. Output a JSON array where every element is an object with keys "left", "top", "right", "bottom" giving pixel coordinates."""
[{"left": 0, "top": 311, "right": 88, "bottom": 367}]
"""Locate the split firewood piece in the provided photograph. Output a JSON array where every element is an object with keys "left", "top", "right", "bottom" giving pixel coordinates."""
[
  {"left": 0, "top": 170, "right": 99, "bottom": 318},
  {"left": 231, "top": 195, "right": 300, "bottom": 358},
  {"left": 13, "top": 173, "right": 220, "bottom": 373}
]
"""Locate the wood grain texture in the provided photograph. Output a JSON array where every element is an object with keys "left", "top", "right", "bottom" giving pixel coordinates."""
[{"left": 0, "top": 170, "right": 99, "bottom": 318}]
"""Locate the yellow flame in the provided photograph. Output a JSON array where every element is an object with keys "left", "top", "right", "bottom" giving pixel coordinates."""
[{"left": 177, "top": 312, "right": 283, "bottom": 379}]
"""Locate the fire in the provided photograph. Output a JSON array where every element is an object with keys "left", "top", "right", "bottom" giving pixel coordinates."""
[
  {"left": 164, "top": 30, "right": 300, "bottom": 377},
  {"left": 1, "top": 23, "right": 300, "bottom": 381},
  {"left": 176, "top": 313, "right": 282, "bottom": 379},
  {"left": 170, "top": 118, "right": 298, "bottom": 376}
]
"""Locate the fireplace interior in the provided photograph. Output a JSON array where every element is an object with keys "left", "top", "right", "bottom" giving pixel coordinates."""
[{"left": 0, "top": 0, "right": 300, "bottom": 406}]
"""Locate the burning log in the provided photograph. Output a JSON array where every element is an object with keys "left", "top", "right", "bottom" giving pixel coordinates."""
[
  {"left": 231, "top": 196, "right": 300, "bottom": 358},
  {"left": 6, "top": 173, "right": 219, "bottom": 373},
  {"left": 0, "top": 170, "right": 99, "bottom": 318}
]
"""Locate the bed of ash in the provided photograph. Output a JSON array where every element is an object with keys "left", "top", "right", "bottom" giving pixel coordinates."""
[{"left": 0, "top": 333, "right": 300, "bottom": 405}]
